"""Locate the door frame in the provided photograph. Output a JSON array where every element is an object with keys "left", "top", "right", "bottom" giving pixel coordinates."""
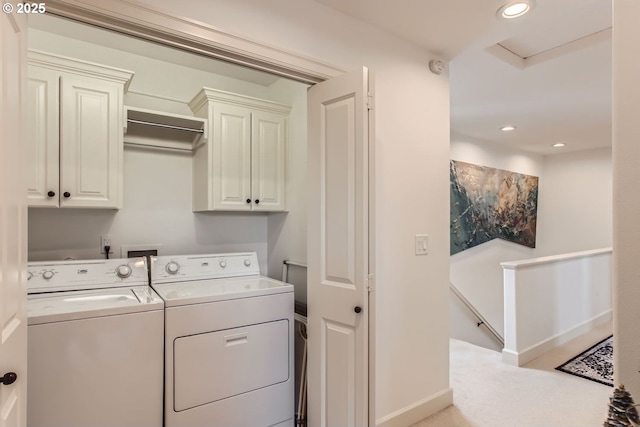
[
  {"left": 44, "top": 0, "right": 376, "bottom": 424},
  {"left": 1, "top": 9, "right": 29, "bottom": 427},
  {"left": 45, "top": 0, "right": 344, "bottom": 84}
]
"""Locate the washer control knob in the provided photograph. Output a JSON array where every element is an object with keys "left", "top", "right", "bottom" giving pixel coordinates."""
[
  {"left": 42, "top": 270, "right": 54, "bottom": 280},
  {"left": 116, "top": 264, "right": 132, "bottom": 279},
  {"left": 166, "top": 262, "right": 180, "bottom": 275},
  {"left": 219, "top": 260, "right": 227, "bottom": 269},
  {"left": 243, "top": 259, "right": 251, "bottom": 267}
]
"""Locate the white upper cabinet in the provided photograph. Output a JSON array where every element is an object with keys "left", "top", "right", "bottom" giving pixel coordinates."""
[
  {"left": 27, "top": 50, "right": 133, "bottom": 209},
  {"left": 189, "top": 88, "right": 290, "bottom": 212},
  {"left": 251, "top": 111, "right": 287, "bottom": 211},
  {"left": 27, "top": 65, "right": 59, "bottom": 207}
]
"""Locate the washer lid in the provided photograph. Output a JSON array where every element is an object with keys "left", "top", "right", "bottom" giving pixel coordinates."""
[
  {"left": 27, "top": 285, "right": 164, "bottom": 325},
  {"left": 151, "top": 276, "right": 293, "bottom": 307}
]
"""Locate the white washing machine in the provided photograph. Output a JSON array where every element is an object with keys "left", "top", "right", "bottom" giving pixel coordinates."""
[
  {"left": 151, "top": 252, "right": 294, "bottom": 427},
  {"left": 27, "top": 258, "right": 164, "bottom": 427}
]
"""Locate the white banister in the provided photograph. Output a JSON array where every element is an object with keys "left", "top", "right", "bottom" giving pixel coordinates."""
[
  {"left": 500, "top": 247, "right": 612, "bottom": 270},
  {"left": 501, "top": 248, "right": 612, "bottom": 366}
]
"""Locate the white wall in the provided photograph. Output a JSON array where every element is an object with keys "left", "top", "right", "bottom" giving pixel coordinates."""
[
  {"left": 132, "top": 0, "right": 453, "bottom": 423},
  {"left": 612, "top": 0, "right": 640, "bottom": 398},
  {"left": 450, "top": 136, "right": 612, "bottom": 351},
  {"left": 26, "top": 24, "right": 307, "bottom": 276},
  {"left": 536, "top": 147, "right": 612, "bottom": 256},
  {"left": 28, "top": 148, "right": 271, "bottom": 262},
  {"left": 266, "top": 78, "right": 309, "bottom": 285},
  {"left": 28, "top": 26, "right": 277, "bottom": 116}
]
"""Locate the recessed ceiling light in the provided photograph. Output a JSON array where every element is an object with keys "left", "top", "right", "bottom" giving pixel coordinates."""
[
  {"left": 501, "top": 125, "right": 517, "bottom": 131},
  {"left": 552, "top": 142, "right": 566, "bottom": 148},
  {"left": 497, "top": 1, "right": 534, "bottom": 19}
]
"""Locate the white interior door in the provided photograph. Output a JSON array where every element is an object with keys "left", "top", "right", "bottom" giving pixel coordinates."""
[
  {"left": 307, "top": 67, "right": 371, "bottom": 427},
  {"left": 0, "top": 10, "right": 28, "bottom": 427}
]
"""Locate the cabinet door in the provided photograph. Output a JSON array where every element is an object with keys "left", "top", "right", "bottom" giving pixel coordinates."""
[
  {"left": 59, "top": 76, "right": 122, "bottom": 209},
  {"left": 27, "top": 66, "right": 59, "bottom": 207},
  {"left": 212, "top": 103, "right": 251, "bottom": 211},
  {"left": 251, "top": 111, "right": 286, "bottom": 212}
]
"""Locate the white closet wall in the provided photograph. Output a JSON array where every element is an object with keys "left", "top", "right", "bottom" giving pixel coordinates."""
[{"left": 27, "top": 23, "right": 307, "bottom": 277}]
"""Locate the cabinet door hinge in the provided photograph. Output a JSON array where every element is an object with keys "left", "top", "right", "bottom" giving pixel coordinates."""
[{"left": 367, "top": 92, "right": 374, "bottom": 111}]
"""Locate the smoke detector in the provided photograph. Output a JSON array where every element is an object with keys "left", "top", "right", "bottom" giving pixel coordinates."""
[{"left": 429, "top": 59, "right": 445, "bottom": 75}]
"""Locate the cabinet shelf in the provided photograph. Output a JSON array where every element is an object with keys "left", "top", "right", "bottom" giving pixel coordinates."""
[{"left": 124, "top": 106, "right": 207, "bottom": 152}]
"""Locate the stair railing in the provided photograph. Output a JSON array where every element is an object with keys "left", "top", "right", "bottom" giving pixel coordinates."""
[{"left": 450, "top": 281, "right": 504, "bottom": 346}]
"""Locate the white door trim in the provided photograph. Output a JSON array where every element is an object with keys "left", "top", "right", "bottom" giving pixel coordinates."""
[
  {"left": 44, "top": 0, "right": 344, "bottom": 84},
  {"left": 1, "top": 9, "right": 28, "bottom": 427}
]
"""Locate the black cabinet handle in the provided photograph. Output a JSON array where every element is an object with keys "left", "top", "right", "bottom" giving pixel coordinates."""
[
  {"left": 1, "top": 372, "right": 17, "bottom": 386},
  {"left": 246, "top": 199, "right": 251, "bottom": 204},
  {"left": 354, "top": 306, "right": 362, "bottom": 314},
  {"left": 63, "top": 192, "right": 71, "bottom": 198},
  {"left": 47, "top": 191, "right": 55, "bottom": 198},
  {"left": 254, "top": 199, "right": 260, "bottom": 204}
]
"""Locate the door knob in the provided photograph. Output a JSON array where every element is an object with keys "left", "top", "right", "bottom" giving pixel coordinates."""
[
  {"left": 1, "top": 372, "right": 17, "bottom": 386},
  {"left": 254, "top": 199, "right": 260, "bottom": 204},
  {"left": 63, "top": 192, "right": 71, "bottom": 198},
  {"left": 246, "top": 199, "right": 251, "bottom": 204},
  {"left": 354, "top": 306, "right": 362, "bottom": 314},
  {"left": 47, "top": 191, "right": 55, "bottom": 198}
]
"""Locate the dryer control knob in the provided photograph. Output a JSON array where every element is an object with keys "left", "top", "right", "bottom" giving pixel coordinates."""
[
  {"left": 116, "top": 264, "right": 132, "bottom": 279},
  {"left": 42, "top": 270, "right": 54, "bottom": 280},
  {"left": 219, "top": 260, "right": 227, "bottom": 269},
  {"left": 243, "top": 259, "right": 251, "bottom": 267},
  {"left": 166, "top": 262, "right": 180, "bottom": 275}
]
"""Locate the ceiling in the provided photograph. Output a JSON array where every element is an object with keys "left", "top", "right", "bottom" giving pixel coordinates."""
[{"left": 316, "top": 0, "right": 612, "bottom": 156}]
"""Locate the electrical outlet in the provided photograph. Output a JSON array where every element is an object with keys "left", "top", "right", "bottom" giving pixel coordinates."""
[{"left": 101, "top": 235, "right": 113, "bottom": 254}]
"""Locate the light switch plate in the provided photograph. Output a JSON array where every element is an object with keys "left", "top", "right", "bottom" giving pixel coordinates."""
[{"left": 415, "top": 234, "right": 429, "bottom": 255}]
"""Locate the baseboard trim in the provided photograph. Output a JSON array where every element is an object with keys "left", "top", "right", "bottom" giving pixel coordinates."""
[
  {"left": 501, "top": 348, "right": 520, "bottom": 366},
  {"left": 502, "top": 309, "right": 612, "bottom": 366},
  {"left": 375, "top": 387, "right": 453, "bottom": 427}
]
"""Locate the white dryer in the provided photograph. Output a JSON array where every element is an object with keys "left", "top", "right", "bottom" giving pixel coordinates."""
[
  {"left": 151, "top": 252, "right": 294, "bottom": 427},
  {"left": 27, "top": 258, "right": 164, "bottom": 427}
]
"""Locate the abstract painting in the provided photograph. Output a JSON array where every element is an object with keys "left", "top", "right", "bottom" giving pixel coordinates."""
[{"left": 450, "top": 160, "right": 539, "bottom": 255}]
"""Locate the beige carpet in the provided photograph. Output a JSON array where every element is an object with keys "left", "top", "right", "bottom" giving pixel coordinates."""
[{"left": 412, "top": 321, "right": 613, "bottom": 427}]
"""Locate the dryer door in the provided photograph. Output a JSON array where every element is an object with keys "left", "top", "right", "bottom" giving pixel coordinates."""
[{"left": 173, "top": 319, "right": 289, "bottom": 411}]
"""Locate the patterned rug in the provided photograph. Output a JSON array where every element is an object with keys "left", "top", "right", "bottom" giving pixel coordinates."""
[{"left": 556, "top": 335, "right": 613, "bottom": 387}]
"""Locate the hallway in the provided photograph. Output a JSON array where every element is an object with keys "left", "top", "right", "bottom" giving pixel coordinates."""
[{"left": 413, "top": 321, "right": 614, "bottom": 427}]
